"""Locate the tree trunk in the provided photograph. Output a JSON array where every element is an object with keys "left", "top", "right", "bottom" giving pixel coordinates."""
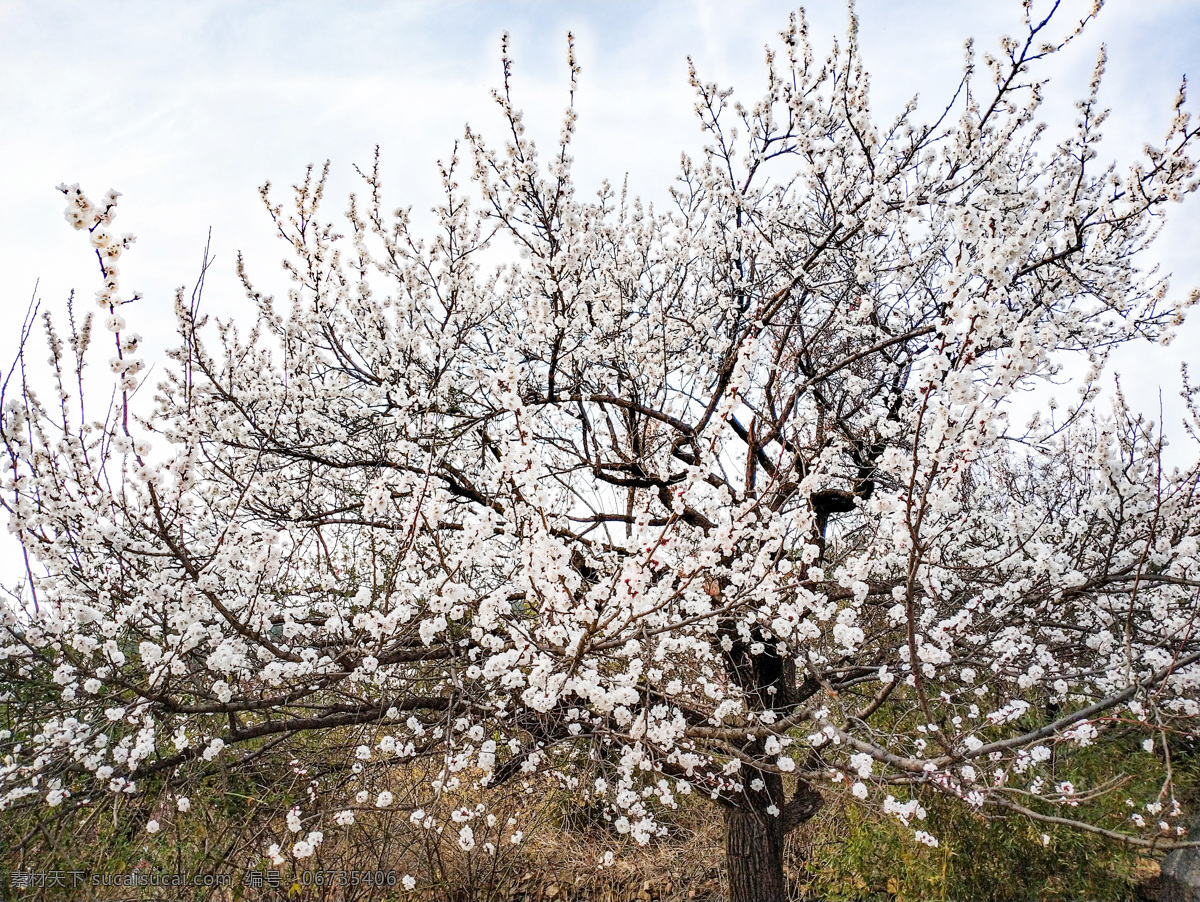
[
  {"left": 725, "top": 803, "right": 787, "bottom": 902},
  {"left": 712, "top": 560, "right": 825, "bottom": 902},
  {"left": 721, "top": 771, "right": 823, "bottom": 902}
]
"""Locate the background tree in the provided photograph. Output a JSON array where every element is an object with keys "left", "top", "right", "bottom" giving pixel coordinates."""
[{"left": 3, "top": 5, "right": 1199, "bottom": 900}]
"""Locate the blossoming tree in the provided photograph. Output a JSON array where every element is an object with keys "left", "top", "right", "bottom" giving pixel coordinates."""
[{"left": 3, "top": 6, "right": 1200, "bottom": 900}]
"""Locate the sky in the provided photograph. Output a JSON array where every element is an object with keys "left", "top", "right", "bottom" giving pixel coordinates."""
[{"left": 0, "top": 0, "right": 1197, "bottom": 573}]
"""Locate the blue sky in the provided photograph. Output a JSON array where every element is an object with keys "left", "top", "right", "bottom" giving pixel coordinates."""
[{"left": 0, "top": 0, "right": 1197, "bottom": 433}]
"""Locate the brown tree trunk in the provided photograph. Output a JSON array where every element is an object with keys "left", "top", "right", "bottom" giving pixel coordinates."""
[
  {"left": 725, "top": 803, "right": 787, "bottom": 902},
  {"left": 711, "top": 561, "right": 825, "bottom": 902},
  {"left": 721, "top": 770, "right": 823, "bottom": 902}
]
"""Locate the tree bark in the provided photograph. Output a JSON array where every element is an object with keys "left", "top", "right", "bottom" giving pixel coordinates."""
[
  {"left": 725, "top": 804, "right": 787, "bottom": 902},
  {"left": 722, "top": 772, "right": 823, "bottom": 902},
  {"left": 712, "top": 546, "right": 827, "bottom": 902}
]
